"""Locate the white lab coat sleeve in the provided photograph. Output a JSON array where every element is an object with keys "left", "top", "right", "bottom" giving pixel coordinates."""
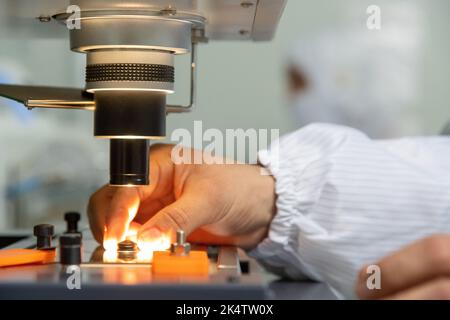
[{"left": 250, "top": 123, "right": 450, "bottom": 299}]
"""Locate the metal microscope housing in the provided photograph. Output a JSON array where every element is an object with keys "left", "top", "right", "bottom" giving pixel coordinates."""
[{"left": 0, "top": 0, "right": 287, "bottom": 186}]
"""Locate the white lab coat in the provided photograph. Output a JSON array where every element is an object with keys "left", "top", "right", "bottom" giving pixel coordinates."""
[{"left": 251, "top": 123, "right": 450, "bottom": 298}]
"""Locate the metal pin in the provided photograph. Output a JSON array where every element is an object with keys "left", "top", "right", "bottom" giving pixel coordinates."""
[
  {"left": 177, "top": 230, "right": 186, "bottom": 244},
  {"left": 170, "top": 230, "right": 191, "bottom": 256},
  {"left": 117, "top": 240, "right": 138, "bottom": 261}
]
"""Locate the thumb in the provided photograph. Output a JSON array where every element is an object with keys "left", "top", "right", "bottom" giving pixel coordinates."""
[{"left": 138, "top": 192, "right": 214, "bottom": 244}]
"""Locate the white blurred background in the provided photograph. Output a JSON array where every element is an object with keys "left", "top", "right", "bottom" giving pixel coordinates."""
[{"left": 0, "top": 0, "right": 449, "bottom": 230}]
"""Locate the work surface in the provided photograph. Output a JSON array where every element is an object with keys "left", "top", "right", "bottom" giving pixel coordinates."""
[{"left": 0, "top": 232, "right": 337, "bottom": 300}]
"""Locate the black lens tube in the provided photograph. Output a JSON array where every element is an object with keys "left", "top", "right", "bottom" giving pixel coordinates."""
[
  {"left": 94, "top": 90, "right": 166, "bottom": 138},
  {"left": 93, "top": 90, "right": 166, "bottom": 186},
  {"left": 110, "top": 139, "right": 150, "bottom": 186}
]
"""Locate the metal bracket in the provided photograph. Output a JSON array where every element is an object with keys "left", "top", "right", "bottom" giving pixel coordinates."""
[
  {"left": 166, "top": 42, "right": 197, "bottom": 114},
  {"left": 0, "top": 84, "right": 95, "bottom": 110},
  {"left": 26, "top": 100, "right": 95, "bottom": 110},
  {"left": 0, "top": 43, "right": 198, "bottom": 113}
]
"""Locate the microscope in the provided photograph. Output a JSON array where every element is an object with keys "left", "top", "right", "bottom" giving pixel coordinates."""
[
  {"left": 0, "top": 0, "right": 286, "bottom": 299},
  {"left": 0, "top": 0, "right": 286, "bottom": 187}
]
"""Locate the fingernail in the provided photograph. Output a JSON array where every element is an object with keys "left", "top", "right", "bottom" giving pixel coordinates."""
[{"left": 139, "top": 228, "right": 161, "bottom": 242}]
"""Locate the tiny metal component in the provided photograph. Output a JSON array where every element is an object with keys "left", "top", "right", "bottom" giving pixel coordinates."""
[
  {"left": 117, "top": 240, "right": 138, "bottom": 261},
  {"left": 170, "top": 230, "right": 191, "bottom": 256},
  {"left": 59, "top": 233, "right": 82, "bottom": 265},
  {"left": 33, "top": 224, "right": 55, "bottom": 250},
  {"left": 64, "top": 212, "right": 81, "bottom": 234},
  {"left": 177, "top": 230, "right": 186, "bottom": 244},
  {"left": 118, "top": 240, "right": 138, "bottom": 252}
]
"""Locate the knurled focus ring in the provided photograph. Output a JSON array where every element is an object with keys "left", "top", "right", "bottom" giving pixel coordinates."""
[{"left": 86, "top": 63, "right": 174, "bottom": 83}]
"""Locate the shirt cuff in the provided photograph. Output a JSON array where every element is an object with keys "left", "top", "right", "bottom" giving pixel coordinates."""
[{"left": 249, "top": 145, "right": 305, "bottom": 278}]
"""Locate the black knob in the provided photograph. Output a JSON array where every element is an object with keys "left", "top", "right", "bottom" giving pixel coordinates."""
[
  {"left": 59, "top": 233, "right": 82, "bottom": 265},
  {"left": 33, "top": 224, "right": 54, "bottom": 250},
  {"left": 64, "top": 212, "right": 80, "bottom": 234}
]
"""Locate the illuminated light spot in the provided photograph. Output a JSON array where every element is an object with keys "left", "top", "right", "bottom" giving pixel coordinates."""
[
  {"left": 103, "top": 239, "right": 118, "bottom": 252},
  {"left": 122, "top": 271, "right": 138, "bottom": 285},
  {"left": 137, "top": 250, "right": 153, "bottom": 263},
  {"left": 103, "top": 249, "right": 118, "bottom": 263},
  {"left": 137, "top": 232, "right": 171, "bottom": 256}
]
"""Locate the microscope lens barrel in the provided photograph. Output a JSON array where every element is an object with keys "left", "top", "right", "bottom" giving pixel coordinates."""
[
  {"left": 110, "top": 139, "right": 150, "bottom": 186},
  {"left": 93, "top": 90, "right": 166, "bottom": 186},
  {"left": 94, "top": 90, "right": 166, "bottom": 139}
]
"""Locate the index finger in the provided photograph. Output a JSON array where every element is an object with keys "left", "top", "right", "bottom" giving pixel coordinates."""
[
  {"left": 103, "top": 187, "right": 142, "bottom": 250},
  {"left": 102, "top": 144, "right": 174, "bottom": 250},
  {"left": 103, "top": 157, "right": 165, "bottom": 249}
]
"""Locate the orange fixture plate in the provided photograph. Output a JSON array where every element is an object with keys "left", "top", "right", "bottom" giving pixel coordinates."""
[
  {"left": 0, "top": 249, "right": 56, "bottom": 267},
  {"left": 152, "top": 251, "right": 209, "bottom": 276}
]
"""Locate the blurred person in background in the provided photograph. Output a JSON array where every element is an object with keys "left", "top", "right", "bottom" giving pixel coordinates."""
[{"left": 286, "top": 27, "right": 423, "bottom": 138}]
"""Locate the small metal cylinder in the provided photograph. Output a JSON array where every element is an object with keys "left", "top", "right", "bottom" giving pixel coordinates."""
[
  {"left": 176, "top": 230, "right": 186, "bottom": 244},
  {"left": 34, "top": 224, "right": 54, "bottom": 250},
  {"left": 59, "top": 234, "right": 82, "bottom": 265},
  {"left": 170, "top": 230, "right": 191, "bottom": 256},
  {"left": 110, "top": 139, "right": 150, "bottom": 186},
  {"left": 118, "top": 240, "right": 138, "bottom": 252},
  {"left": 117, "top": 240, "right": 138, "bottom": 261}
]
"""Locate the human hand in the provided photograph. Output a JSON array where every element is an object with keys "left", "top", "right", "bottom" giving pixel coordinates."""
[
  {"left": 357, "top": 235, "right": 450, "bottom": 299},
  {"left": 88, "top": 144, "right": 276, "bottom": 251}
]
